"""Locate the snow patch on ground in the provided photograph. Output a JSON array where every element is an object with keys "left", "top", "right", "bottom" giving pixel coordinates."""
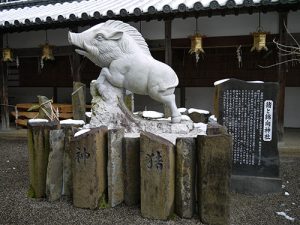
[
  {"left": 28, "top": 119, "right": 49, "bottom": 123},
  {"left": 85, "top": 112, "right": 92, "bottom": 117},
  {"left": 74, "top": 128, "right": 91, "bottom": 137},
  {"left": 276, "top": 212, "right": 295, "bottom": 221},
  {"left": 209, "top": 115, "right": 217, "bottom": 122},
  {"left": 214, "top": 78, "right": 229, "bottom": 86},
  {"left": 181, "top": 115, "right": 191, "bottom": 121},
  {"left": 60, "top": 119, "right": 85, "bottom": 125},
  {"left": 188, "top": 108, "right": 209, "bottom": 114},
  {"left": 194, "top": 122, "right": 207, "bottom": 132},
  {"left": 178, "top": 108, "right": 187, "bottom": 113},
  {"left": 124, "top": 133, "right": 140, "bottom": 138},
  {"left": 142, "top": 111, "right": 164, "bottom": 119},
  {"left": 247, "top": 80, "right": 264, "bottom": 83}
]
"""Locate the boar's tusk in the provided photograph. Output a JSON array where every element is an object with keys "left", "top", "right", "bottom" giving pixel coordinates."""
[{"left": 75, "top": 49, "right": 88, "bottom": 57}]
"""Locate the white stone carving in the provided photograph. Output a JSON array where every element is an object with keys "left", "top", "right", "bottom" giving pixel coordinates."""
[{"left": 68, "top": 20, "right": 181, "bottom": 123}]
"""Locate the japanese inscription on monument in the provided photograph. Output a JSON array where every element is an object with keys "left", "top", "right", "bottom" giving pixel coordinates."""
[{"left": 214, "top": 79, "right": 280, "bottom": 178}]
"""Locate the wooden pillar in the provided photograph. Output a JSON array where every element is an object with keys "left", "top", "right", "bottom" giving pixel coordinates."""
[
  {"left": 69, "top": 27, "right": 86, "bottom": 121},
  {"left": 164, "top": 19, "right": 172, "bottom": 117},
  {"left": 53, "top": 86, "right": 58, "bottom": 103},
  {"left": 180, "top": 87, "right": 186, "bottom": 108},
  {"left": 0, "top": 33, "right": 10, "bottom": 129},
  {"left": 69, "top": 27, "right": 81, "bottom": 82},
  {"left": 165, "top": 19, "right": 172, "bottom": 66},
  {"left": 277, "top": 12, "right": 288, "bottom": 141}
]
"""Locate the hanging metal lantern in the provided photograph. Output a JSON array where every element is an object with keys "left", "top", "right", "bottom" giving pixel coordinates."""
[
  {"left": 251, "top": 31, "right": 268, "bottom": 52},
  {"left": 2, "top": 48, "right": 13, "bottom": 62},
  {"left": 41, "top": 43, "right": 55, "bottom": 61},
  {"left": 251, "top": 12, "right": 268, "bottom": 52},
  {"left": 189, "top": 33, "right": 205, "bottom": 63}
]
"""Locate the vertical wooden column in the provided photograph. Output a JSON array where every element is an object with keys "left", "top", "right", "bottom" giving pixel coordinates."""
[
  {"left": 0, "top": 33, "right": 10, "bottom": 129},
  {"left": 165, "top": 19, "right": 172, "bottom": 67},
  {"left": 180, "top": 87, "right": 186, "bottom": 108},
  {"left": 69, "top": 27, "right": 81, "bottom": 83},
  {"left": 69, "top": 27, "right": 86, "bottom": 121},
  {"left": 277, "top": 12, "right": 288, "bottom": 141},
  {"left": 164, "top": 19, "right": 173, "bottom": 117}
]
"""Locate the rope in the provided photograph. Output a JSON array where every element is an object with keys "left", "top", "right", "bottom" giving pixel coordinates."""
[
  {"left": 0, "top": 104, "right": 19, "bottom": 128},
  {"left": 72, "top": 85, "right": 83, "bottom": 96}
]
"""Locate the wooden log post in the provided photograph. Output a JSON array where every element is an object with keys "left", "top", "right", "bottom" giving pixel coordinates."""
[
  {"left": 71, "top": 127, "right": 108, "bottom": 209},
  {"left": 107, "top": 128, "right": 125, "bottom": 207},
  {"left": 175, "top": 137, "right": 196, "bottom": 218},
  {"left": 69, "top": 26, "right": 86, "bottom": 122},
  {"left": 72, "top": 81, "right": 86, "bottom": 122},
  {"left": 0, "top": 33, "right": 10, "bottom": 129},
  {"left": 123, "top": 136, "right": 140, "bottom": 206},
  {"left": 140, "top": 132, "right": 175, "bottom": 220},
  {"left": 46, "top": 121, "right": 85, "bottom": 201},
  {"left": 61, "top": 122, "right": 85, "bottom": 197},
  {"left": 164, "top": 19, "right": 173, "bottom": 118},
  {"left": 277, "top": 12, "right": 288, "bottom": 141},
  {"left": 27, "top": 120, "right": 58, "bottom": 198},
  {"left": 46, "top": 129, "right": 65, "bottom": 201},
  {"left": 197, "top": 134, "right": 232, "bottom": 225}
]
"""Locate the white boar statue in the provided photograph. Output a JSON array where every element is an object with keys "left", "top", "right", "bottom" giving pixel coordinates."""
[{"left": 68, "top": 20, "right": 181, "bottom": 123}]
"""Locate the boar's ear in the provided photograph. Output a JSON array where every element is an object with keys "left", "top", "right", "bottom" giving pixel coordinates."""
[{"left": 103, "top": 31, "right": 123, "bottom": 40}]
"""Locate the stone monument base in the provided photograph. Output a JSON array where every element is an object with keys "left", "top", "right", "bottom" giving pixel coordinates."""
[{"left": 231, "top": 175, "right": 282, "bottom": 194}]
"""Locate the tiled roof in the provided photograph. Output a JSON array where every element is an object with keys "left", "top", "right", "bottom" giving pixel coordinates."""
[{"left": 0, "top": 0, "right": 298, "bottom": 28}]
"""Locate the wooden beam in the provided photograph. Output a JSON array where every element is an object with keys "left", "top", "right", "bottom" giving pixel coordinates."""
[
  {"left": 164, "top": 19, "right": 173, "bottom": 117},
  {"left": 14, "top": 46, "right": 73, "bottom": 58},
  {"left": 277, "top": 12, "right": 288, "bottom": 141},
  {"left": 0, "top": 33, "right": 10, "bottom": 129},
  {"left": 180, "top": 87, "right": 186, "bottom": 108},
  {"left": 164, "top": 19, "right": 172, "bottom": 66},
  {"left": 69, "top": 27, "right": 81, "bottom": 82}
]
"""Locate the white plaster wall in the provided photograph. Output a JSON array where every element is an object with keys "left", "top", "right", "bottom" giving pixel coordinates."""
[
  {"left": 185, "top": 87, "right": 215, "bottom": 112},
  {"left": 172, "top": 12, "right": 279, "bottom": 38},
  {"left": 288, "top": 11, "right": 300, "bottom": 33},
  {"left": 6, "top": 28, "right": 69, "bottom": 48},
  {"left": 284, "top": 87, "right": 300, "bottom": 128},
  {"left": 134, "top": 88, "right": 180, "bottom": 112}
]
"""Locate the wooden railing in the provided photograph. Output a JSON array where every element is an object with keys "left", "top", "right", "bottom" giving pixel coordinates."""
[{"left": 11, "top": 103, "right": 90, "bottom": 127}]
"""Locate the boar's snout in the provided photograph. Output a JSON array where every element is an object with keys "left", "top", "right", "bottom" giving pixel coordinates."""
[{"left": 68, "top": 31, "right": 83, "bottom": 48}]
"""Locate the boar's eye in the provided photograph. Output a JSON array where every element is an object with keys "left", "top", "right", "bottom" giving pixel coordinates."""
[{"left": 95, "top": 34, "right": 104, "bottom": 41}]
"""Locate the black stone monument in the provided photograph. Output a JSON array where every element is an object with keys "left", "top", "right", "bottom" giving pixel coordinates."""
[{"left": 214, "top": 78, "right": 281, "bottom": 194}]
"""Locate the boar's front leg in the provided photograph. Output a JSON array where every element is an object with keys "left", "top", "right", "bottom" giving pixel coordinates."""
[{"left": 101, "top": 67, "right": 124, "bottom": 89}]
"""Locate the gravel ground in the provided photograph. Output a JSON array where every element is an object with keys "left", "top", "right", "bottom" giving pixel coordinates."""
[{"left": 0, "top": 139, "right": 299, "bottom": 225}]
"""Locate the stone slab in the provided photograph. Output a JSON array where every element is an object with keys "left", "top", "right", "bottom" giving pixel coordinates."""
[
  {"left": 46, "top": 129, "right": 65, "bottom": 201},
  {"left": 62, "top": 126, "right": 74, "bottom": 196},
  {"left": 140, "top": 132, "right": 175, "bottom": 220},
  {"left": 175, "top": 137, "right": 196, "bottom": 219},
  {"left": 71, "top": 127, "right": 108, "bottom": 209},
  {"left": 231, "top": 175, "right": 282, "bottom": 194},
  {"left": 214, "top": 78, "right": 281, "bottom": 193},
  {"left": 27, "top": 123, "right": 57, "bottom": 198},
  {"left": 197, "top": 134, "right": 232, "bottom": 225},
  {"left": 107, "top": 128, "right": 125, "bottom": 207},
  {"left": 123, "top": 137, "right": 140, "bottom": 206}
]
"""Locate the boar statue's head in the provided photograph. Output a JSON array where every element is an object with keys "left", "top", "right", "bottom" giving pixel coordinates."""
[{"left": 68, "top": 20, "right": 151, "bottom": 68}]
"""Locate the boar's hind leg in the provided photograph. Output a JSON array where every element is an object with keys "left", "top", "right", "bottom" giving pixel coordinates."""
[{"left": 148, "top": 85, "right": 181, "bottom": 123}]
